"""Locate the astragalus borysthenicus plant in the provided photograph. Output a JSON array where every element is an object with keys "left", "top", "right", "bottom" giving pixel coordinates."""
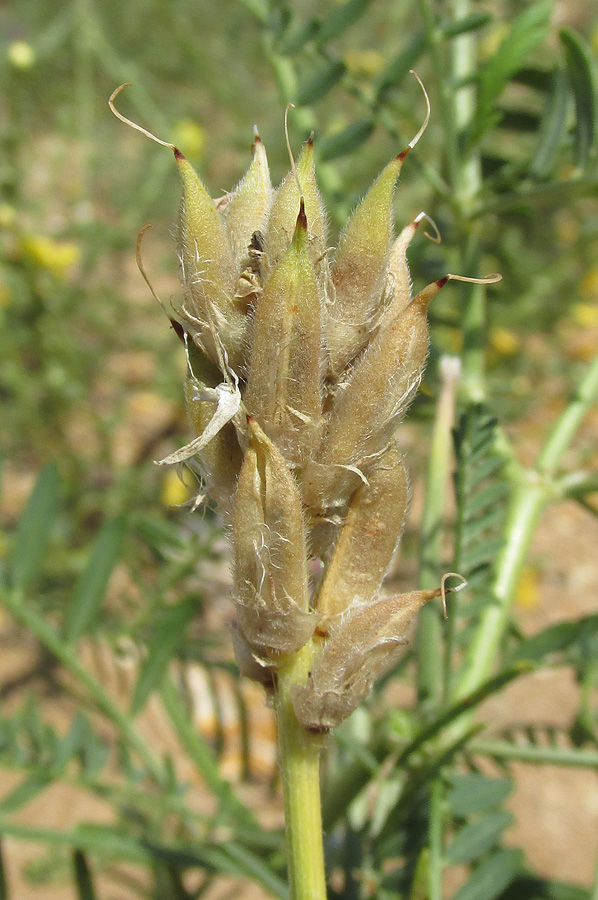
[{"left": 110, "top": 79, "right": 498, "bottom": 900}]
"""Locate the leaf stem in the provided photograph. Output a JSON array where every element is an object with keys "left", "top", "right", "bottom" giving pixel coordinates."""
[
  {"left": 454, "top": 349, "right": 598, "bottom": 701},
  {"left": 1, "top": 589, "right": 167, "bottom": 785},
  {"left": 275, "top": 643, "right": 327, "bottom": 900},
  {"left": 469, "top": 739, "right": 598, "bottom": 768}
]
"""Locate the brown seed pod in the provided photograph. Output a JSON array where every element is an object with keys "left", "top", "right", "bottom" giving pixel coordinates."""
[
  {"left": 303, "top": 278, "right": 445, "bottom": 512},
  {"left": 292, "top": 589, "right": 440, "bottom": 731},
  {"left": 315, "top": 445, "right": 409, "bottom": 623},
  {"left": 244, "top": 203, "right": 323, "bottom": 464},
  {"left": 233, "top": 419, "right": 317, "bottom": 658}
]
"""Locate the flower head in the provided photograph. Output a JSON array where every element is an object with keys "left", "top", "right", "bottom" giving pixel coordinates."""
[{"left": 111, "top": 83, "right": 496, "bottom": 730}]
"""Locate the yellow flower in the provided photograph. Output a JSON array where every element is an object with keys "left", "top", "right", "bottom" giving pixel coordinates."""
[
  {"left": 20, "top": 235, "right": 81, "bottom": 278},
  {"left": 516, "top": 565, "right": 540, "bottom": 610},
  {"left": 8, "top": 41, "right": 35, "bottom": 70},
  {"left": 160, "top": 469, "right": 193, "bottom": 507},
  {"left": 489, "top": 326, "right": 520, "bottom": 355},
  {"left": 344, "top": 49, "right": 384, "bottom": 77},
  {"left": 571, "top": 302, "right": 598, "bottom": 328},
  {"left": 172, "top": 119, "right": 205, "bottom": 160}
]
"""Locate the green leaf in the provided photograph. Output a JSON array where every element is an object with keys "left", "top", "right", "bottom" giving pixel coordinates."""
[
  {"left": 530, "top": 69, "right": 570, "bottom": 178},
  {"left": 375, "top": 32, "right": 426, "bottom": 97},
  {"left": 278, "top": 19, "right": 319, "bottom": 55},
  {"left": 462, "top": 455, "right": 505, "bottom": 491},
  {"left": 447, "top": 774, "right": 513, "bottom": 817},
  {"left": 296, "top": 59, "right": 346, "bottom": 106},
  {"left": 446, "top": 811, "right": 514, "bottom": 865},
  {"left": 443, "top": 12, "right": 492, "bottom": 38},
  {"left": 65, "top": 517, "right": 126, "bottom": 643},
  {"left": 132, "top": 513, "right": 186, "bottom": 552},
  {"left": 452, "top": 849, "right": 523, "bottom": 900},
  {"left": 319, "top": 118, "right": 375, "bottom": 161},
  {"left": 52, "top": 712, "right": 94, "bottom": 774},
  {"left": 10, "top": 463, "right": 60, "bottom": 591},
  {"left": 500, "top": 875, "right": 591, "bottom": 900},
  {"left": 0, "top": 775, "right": 51, "bottom": 814},
  {"left": 508, "top": 614, "right": 598, "bottom": 666},
  {"left": 459, "top": 539, "right": 504, "bottom": 572},
  {"left": 130, "top": 598, "right": 197, "bottom": 715},
  {"left": 73, "top": 850, "right": 97, "bottom": 900},
  {"left": 221, "top": 843, "right": 289, "bottom": 899},
  {"left": 465, "top": 483, "right": 509, "bottom": 518},
  {"left": 469, "top": 2, "right": 552, "bottom": 147},
  {"left": 315, "top": 0, "right": 374, "bottom": 47},
  {"left": 560, "top": 29, "right": 598, "bottom": 168}
]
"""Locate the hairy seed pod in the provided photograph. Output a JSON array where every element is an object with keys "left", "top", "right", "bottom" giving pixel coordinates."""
[
  {"left": 384, "top": 217, "right": 419, "bottom": 321},
  {"left": 292, "top": 589, "right": 440, "bottom": 731},
  {"left": 327, "top": 151, "right": 409, "bottom": 379},
  {"left": 264, "top": 137, "right": 328, "bottom": 280},
  {"left": 303, "top": 278, "right": 446, "bottom": 511},
  {"left": 315, "top": 446, "right": 409, "bottom": 622},
  {"left": 224, "top": 134, "right": 272, "bottom": 272},
  {"left": 175, "top": 150, "right": 247, "bottom": 371},
  {"left": 244, "top": 203, "right": 323, "bottom": 463},
  {"left": 233, "top": 419, "right": 317, "bottom": 657}
]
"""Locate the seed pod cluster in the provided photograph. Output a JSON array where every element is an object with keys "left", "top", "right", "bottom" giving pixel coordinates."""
[{"left": 111, "top": 82, "right": 493, "bottom": 731}]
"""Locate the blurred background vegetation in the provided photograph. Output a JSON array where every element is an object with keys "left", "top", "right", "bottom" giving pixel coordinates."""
[
  {"left": 1, "top": 0, "right": 597, "bottom": 530},
  {"left": 1, "top": 0, "right": 598, "bottom": 897}
]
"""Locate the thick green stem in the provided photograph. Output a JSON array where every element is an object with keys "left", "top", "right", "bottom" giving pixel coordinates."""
[{"left": 276, "top": 643, "right": 327, "bottom": 900}]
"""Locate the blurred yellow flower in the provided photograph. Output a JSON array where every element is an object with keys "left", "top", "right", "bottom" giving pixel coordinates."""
[
  {"left": 489, "top": 326, "right": 519, "bottom": 355},
  {"left": 172, "top": 119, "right": 205, "bottom": 159},
  {"left": 571, "top": 302, "right": 598, "bottom": 328},
  {"left": 344, "top": 49, "right": 384, "bottom": 77},
  {"left": 516, "top": 565, "right": 540, "bottom": 610},
  {"left": 161, "top": 469, "right": 193, "bottom": 507},
  {"left": 579, "top": 268, "right": 598, "bottom": 301},
  {"left": 8, "top": 41, "right": 35, "bottom": 70},
  {"left": 20, "top": 235, "right": 81, "bottom": 278}
]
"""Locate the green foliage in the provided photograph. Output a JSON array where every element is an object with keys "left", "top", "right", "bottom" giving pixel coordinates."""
[{"left": 1, "top": 0, "right": 598, "bottom": 897}]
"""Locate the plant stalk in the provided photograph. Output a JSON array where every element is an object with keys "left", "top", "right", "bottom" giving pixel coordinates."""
[
  {"left": 276, "top": 642, "right": 327, "bottom": 900},
  {"left": 416, "top": 356, "right": 461, "bottom": 706}
]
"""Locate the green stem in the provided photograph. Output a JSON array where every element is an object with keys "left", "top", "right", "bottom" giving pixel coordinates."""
[
  {"left": 428, "top": 779, "right": 444, "bottom": 900},
  {"left": 469, "top": 739, "right": 598, "bottom": 768},
  {"left": 417, "top": 0, "right": 460, "bottom": 190},
  {"left": 454, "top": 350, "right": 598, "bottom": 701},
  {"left": 416, "top": 356, "right": 461, "bottom": 707},
  {"left": 276, "top": 643, "right": 327, "bottom": 900}
]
